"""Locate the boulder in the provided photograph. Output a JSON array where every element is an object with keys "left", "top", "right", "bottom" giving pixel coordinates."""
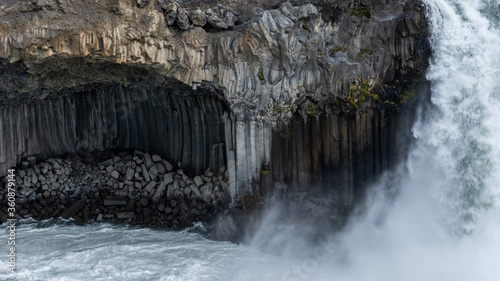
[
  {"left": 143, "top": 153, "right": 154, "bottom": 168},
  {"left": 162, "top": 160, "right": 174, "bottom": 172},
  {"left": 152, "top": 182, "right": 166, "bottom": 203},
  {"left": 176, "top": 7, "right": 190, "bottom": 30},
  {"left": 136, "top": 0, "right": 150, "bottom": 8},
  {"left": 116, "top": 212, "right": 135, "bottom": 219},
  {"left": 103, "top": 196, "right": 127, "bottom": 206},
  {"left": 61, "top": 199, "right": 85, "bottom": 219},
  {"left": 206, "top": 5, "right": 237, "bottom": 29},
  {"left": 145, "top": 181, "right": 157, "bottom": 192},
  {"left": 190, "top": 9, "right": 207, "bottom": 26},
  {"left": 164, "top": 1, "right": 179, "bottom": 26}
]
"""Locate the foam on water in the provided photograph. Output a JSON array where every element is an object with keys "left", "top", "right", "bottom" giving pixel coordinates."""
[{"left": 0, "top": 219, "right": 304, "bottom": 281}]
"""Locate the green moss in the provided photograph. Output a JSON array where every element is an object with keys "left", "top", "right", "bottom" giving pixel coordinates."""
[
  {"left": 307, "top": 103, "right": 320, "bottom": 117},
  {"left": 330, "top": 46, "right": 348, "bottom": 55},
  {"left": 257, "top": 71, "right": 264, "bottom": 81},
  {"left": 344, "top": 75, "right": 378, "bottom": 107},
  {"left": 383, "top": 64, "right": 427, "bottom": 107},
  {"left": 351, "top": 4, "right": 371, "bottom": 19},
  {"left": 273, "top": 105, "right": 283, "bottom": 114},
  {"left": 356, "top": 49, "right": 373, "bottom": 58},
  {"left": 400, "top": 90, "right": 415, "bottom": 104},
  {"left": 260, "top": 170, "right": 271, "bottom": 175}
]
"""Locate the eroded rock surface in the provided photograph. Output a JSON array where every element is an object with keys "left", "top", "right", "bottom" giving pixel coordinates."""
[
  {"left": 0, "top": 0, "right": 428, "bottom": 118},
  {"left": 0, "top": 0, "right": 430, "bottom": 207}
]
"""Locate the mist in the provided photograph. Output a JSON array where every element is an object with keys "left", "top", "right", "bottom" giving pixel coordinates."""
[{"left": 244, "top": 0, "right": 500, "bottom": 280}]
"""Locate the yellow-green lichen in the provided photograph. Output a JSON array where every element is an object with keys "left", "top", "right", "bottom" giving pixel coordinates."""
[
  {"left": 356, "top": 49, "right": 373, "bottom": 58},
  {"left": 350, "top": 3, "right": 371, "bottom": 19},
  {"left": 400, "top": 90, "right": 415, "bottom": 104},
  {"left": 344, "top": 75, "right": 378, "bottom": 107},
  {"left": 307, "top": 103, "right": 320, "bottom": 116},
  {"left": 330, "top": 46, "right": 348, "bottom": 55}
]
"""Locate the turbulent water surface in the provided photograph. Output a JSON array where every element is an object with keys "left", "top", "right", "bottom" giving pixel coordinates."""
[
  {"left": 2, "top": 0, "right": 500, "bottom": 280},
  {"left": 1, "top": 220, "right": 306, "bottom": 281}
]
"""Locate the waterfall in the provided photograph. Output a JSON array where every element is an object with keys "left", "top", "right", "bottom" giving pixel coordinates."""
[
  {"left": 420, "top": 0, "right": 500, "bottom": 233},
  {"left": 324, "top": 0, "right": 500, "bottom": 278},
  {"left": 260, "top": 1, "right": 500, "bottom": 279}
]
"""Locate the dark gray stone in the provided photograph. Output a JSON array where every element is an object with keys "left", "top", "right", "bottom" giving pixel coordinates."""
[
  {"left": 158, "top": 201, "right": 165, "bottom": 211},
  {"left": 125, "top": 168, "right": 135, "bottom": 181},
  {"left": 184, "top": 186, "right": 191, "bottom": 196},
  {"left": 61, "top": 199, "right": 85, "bottom": 219},
  {"left": 144, "top": 153, "right": 154, "bottom": 168},
  {"left": 162, "top": 160, "right": 174, "bottom": 172},
  {"left": 210, "top": 212, "right": 239, "bottom": 241},
  {"left": 116, "top": 212, "right": 135, "bottom": 219},
  {"left": 190, "top": 9, "right": 207, "bottom": 26},
  {"left": 164, "top": 2, "right": 179, "bottom": 26},
  {"left": 115, "top": 162, "right": 127, "bottom": 173},
  {"left": 136, "top": 0, "right": 149, "bottom": 8},
  {"left": 152, "top": 154, "right": 162, "bottom": 162},
  {"left": 104, "top": 196, "right": 127, "bottom": 206},
  {"left": 150, "top": 165, "right": 159, "bottom": 177},
  {"left": 106, "top": 165, "right": 114, "bottom": 173},
  {"left": 145, "top": 181, "right": 157, "bottom": 192},
  {"left": 152, "top": 181, "right": 166, "bottom": 203},
  {"left": 190, "top": 185, "right": 201, "bottom": 198},
  {"left": 176, "top": 7, "right": 190, "bottom": 30},
  {"left": 141, "top": 164, "right": 151, "bottom": 182},
  {"left": 166, "top": 184, "right": 175, "bottom": 200},
  {"left": 27, "top": 156, "right": 36, "bottom": 166},
  {"left": 101, "top": 159, "right": 113, "bottom": 166},
  {"left": 193, "top": 176, "right": 203, "bottom": 187},
  {"left": 156, "top": 162, "right": 165, "bottom": 174}
]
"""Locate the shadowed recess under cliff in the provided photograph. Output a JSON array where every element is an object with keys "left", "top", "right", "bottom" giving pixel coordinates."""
[
  {"left": 0, "top": 81, "right": 228, "bottom": 177},
  {"left": 247, "top": 97, "right": 421, "bottom": 219}
]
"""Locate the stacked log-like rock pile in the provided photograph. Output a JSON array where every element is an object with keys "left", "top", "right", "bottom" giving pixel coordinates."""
[
  {"left": 0, "top": 151, "right": 231, "bottom": 228},
  {"left": 156, "top": 1, "right": 238, "bottom": 30}
]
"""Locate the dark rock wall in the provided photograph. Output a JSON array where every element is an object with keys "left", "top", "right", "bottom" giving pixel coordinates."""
[
  {"left": 267, "top": 101, "right": 420, "bottom": 209},
  {"left": 0, "top": 0, "right": 431, "bottom": 204},
  {"left": 0, "top": 83, "right": 228, "bottom": 177}
]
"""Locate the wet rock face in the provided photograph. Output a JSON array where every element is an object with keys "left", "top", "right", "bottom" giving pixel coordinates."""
[
  {"left": 0, "top": 0, "right": 430, "bottom": 204},
  {"left": 0, "top": 78, "right": 228, "bottom": 178}
]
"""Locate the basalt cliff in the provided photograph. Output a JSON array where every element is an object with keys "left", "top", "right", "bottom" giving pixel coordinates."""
[{"left": 0, "top": 0, "right": 430, "bottom": 240}]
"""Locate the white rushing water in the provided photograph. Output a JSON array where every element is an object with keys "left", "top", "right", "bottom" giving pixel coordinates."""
[
  {"left": 0, "top": 219, "right": 306, "bottom": 281},
  {"left": 2, "top": 0, "right": 500, "bottom": 280},
  {"left": 280, "top": 0, "right": 500, "bottom": 279}
]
